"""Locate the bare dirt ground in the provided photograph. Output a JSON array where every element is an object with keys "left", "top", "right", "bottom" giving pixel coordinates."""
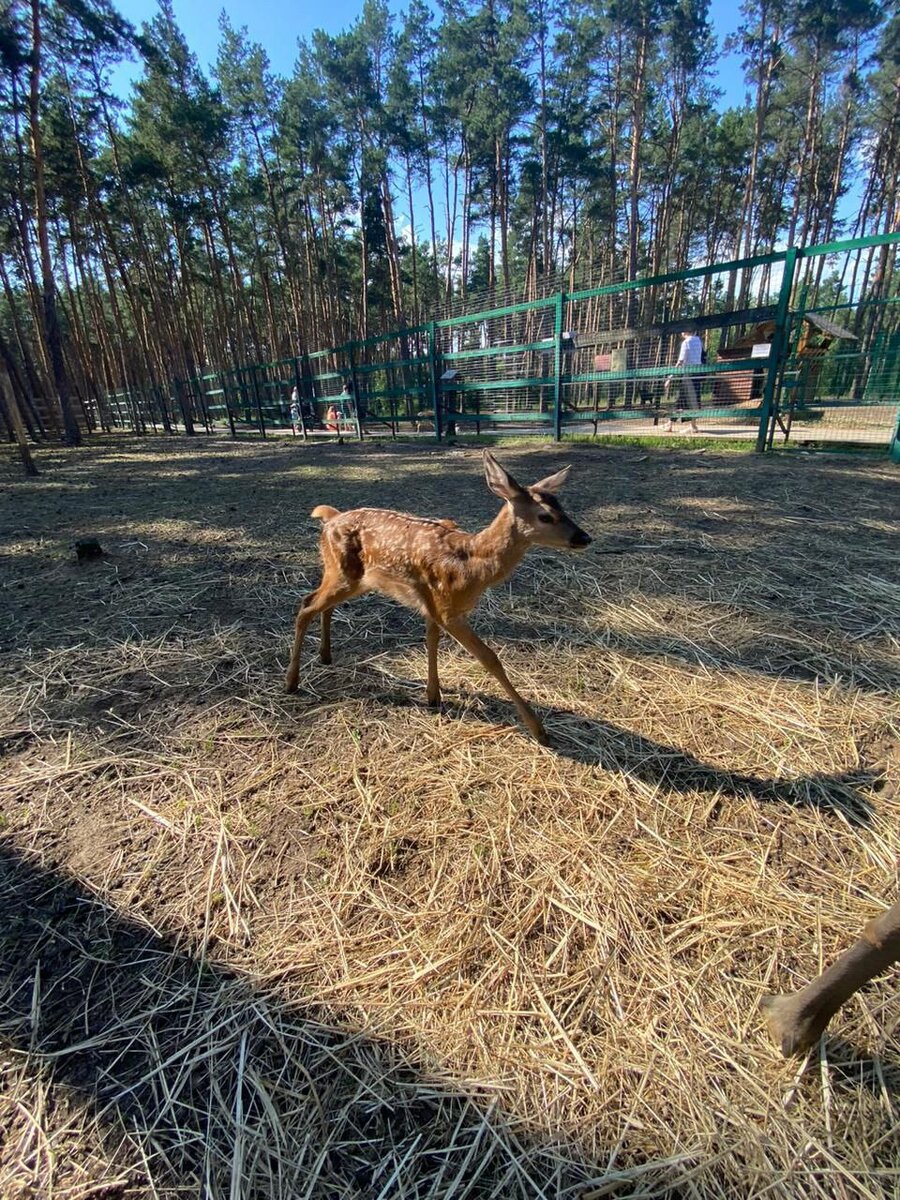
[{"left": 1, "top": 435, "right": 898, "bottom": 1198}]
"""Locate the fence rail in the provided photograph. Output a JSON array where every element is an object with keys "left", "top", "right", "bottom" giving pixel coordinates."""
[{"left": 80, "top": 233, "right": 900, "bottom": 459}]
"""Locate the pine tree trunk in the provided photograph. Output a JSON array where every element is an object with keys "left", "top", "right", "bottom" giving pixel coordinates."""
[
  {"left": 0, "top": 256, "right": 51, "bottom": 427},
  {"left": 0, "top": 362, "right": 39, "bottom": 475},
  {"left": 625, "top": 32, "right": 647, "bottom": 329},
  {"left": 28, "top": 0, "right": 80, "bottom": 445}
]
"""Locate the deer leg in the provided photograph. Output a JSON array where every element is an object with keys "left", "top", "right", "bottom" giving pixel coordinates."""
[
  {"left": 285, "top": 580, "right": 357, "bottom": 693},
  {"left": 320, "top": 609, "right": 333, "bottom": 664},
  {"left": 425, "top": 619, "right": 441, "bottom": 707},
  {"left": 761, "top": 901, "right": 900, "bottom": 1056},
  {"left": 444, "top": 618, "right": 548, "bottom": 744}
]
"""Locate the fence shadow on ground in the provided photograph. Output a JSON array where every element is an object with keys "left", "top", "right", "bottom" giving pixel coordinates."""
[{"left": 0, "top": 842, "right": 610, "bottom": 1197}]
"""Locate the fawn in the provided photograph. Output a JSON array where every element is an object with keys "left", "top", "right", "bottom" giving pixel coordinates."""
[{"left": 285, "top": 451, "right": 591, "bottom": 743}]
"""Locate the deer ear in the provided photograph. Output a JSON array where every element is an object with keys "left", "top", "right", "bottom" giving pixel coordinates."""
[
  {"left": 530, "top": 464, "right": 571, "bottom": 494},
  {"left": 483, "top": 451, "right": 523, "bottom": 501}
]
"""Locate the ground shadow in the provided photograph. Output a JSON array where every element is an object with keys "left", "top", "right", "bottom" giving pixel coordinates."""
[
  {"left": 3, "top": 439, "right": 898, "bottom": 700},
  {"left": 2, "top": 438, "right": 897, "bottom": 1193},
  {"left": 543, "top": 708, "right": 878, "bottom": 826},
  {"left": 25, "top": 624, "right": 880, "bottom": 829},
  {"left": 321, "top": 666, "right": 879, "bottom": 827},
  {"left": 484, "top": 609, "right": 900, "bottom": 699},
  {"left": 815, "top": 1037, "right": 900, "bottom": 1103},
  {"left": 0, "top": 841, "right": 618, "bottom": 1198}
]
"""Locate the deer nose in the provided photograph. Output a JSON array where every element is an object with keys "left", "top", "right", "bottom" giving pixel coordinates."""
[{"left": 570, "top": 529, "right": 592, "bottom": 549}]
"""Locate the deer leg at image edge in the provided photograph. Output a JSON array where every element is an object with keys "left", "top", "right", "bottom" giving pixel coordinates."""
[{"left": 761, "top": 900, "right": 900, "bottom": 1056}]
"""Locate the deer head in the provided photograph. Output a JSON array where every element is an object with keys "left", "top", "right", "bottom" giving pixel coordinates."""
[{"left": 482, "top": 451, "right": 592, "bottom": 550}]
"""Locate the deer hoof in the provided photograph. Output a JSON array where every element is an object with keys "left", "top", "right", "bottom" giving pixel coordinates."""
[
  {"left": 760, "top": 994, "right": 825, "bottom": 1057},
  {"left": 285, "top": 673, "right": 299, "bottom": 694}
]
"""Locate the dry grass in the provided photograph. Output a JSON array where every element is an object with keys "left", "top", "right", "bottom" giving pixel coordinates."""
[{"left": 0, "top": 435, "right": 898, "bottom": 1198}]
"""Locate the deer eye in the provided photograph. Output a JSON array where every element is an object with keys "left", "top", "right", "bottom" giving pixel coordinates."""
[{"left": 537, "top": 513, "right": 555, "bottom": 524}]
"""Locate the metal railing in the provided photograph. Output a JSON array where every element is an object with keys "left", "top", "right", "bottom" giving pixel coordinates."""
[{"left": 87, "top": 232, "right": 900, "bottom": 457}]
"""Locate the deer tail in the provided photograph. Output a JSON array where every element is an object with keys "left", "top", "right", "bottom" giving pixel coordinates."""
[{"left": 311, "top": 505, "right": 340, "bottom": 522}]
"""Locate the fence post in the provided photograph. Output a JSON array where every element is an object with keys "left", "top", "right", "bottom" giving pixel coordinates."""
[
  {"left": 195, "top": 378, "right": 213, "bottom": 435},
  {"left": 428, "top": 321, "right": 442, "bottom": 441},
  {"left": 553, "top": 290, "right": 565, "bottom": 442},
  {"left": 291, "top": 357, "right": 308, "bottom": 441},
  {"left": 301, "top": 351, "right": 319, "bottom": 425},
  {"left": 219, "top": 371, "right": 237, "bottom": 439},
  {"left": 345, "top": 343, "right": 364, "bottom": 441},
  {"left": 757, "top": 246, "right": 798, "bottom": 452},
  {"left": 244, "top": 364, "right": 266, "bottom": 437}
]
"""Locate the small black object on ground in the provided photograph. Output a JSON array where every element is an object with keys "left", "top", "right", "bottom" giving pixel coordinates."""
[{"left": 74, "top": 538, "right": 104, "bottom": 561}]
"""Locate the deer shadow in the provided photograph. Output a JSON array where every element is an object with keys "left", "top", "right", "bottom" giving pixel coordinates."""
[
  {"left": 541, "top": 707, "right": 877, "bottom": 826},
  {"left": 323, "top": 663, "right": 879, "bottom": 827}
]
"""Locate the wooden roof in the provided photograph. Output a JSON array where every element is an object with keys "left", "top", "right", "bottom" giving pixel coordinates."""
[{"left": 801, "top": 312, "right": 857, "bottom": 340}]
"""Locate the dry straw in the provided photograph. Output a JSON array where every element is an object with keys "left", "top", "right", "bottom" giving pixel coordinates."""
[{"left": 0, "top": 437, "right": 897, "bottom": 1197}]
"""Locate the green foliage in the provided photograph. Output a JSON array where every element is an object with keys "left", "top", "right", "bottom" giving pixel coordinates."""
[{"left": 0, "top": 0, "right": 895, "bottom": 414}]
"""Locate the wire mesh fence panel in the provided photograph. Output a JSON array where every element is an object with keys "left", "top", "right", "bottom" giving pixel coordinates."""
[
  {"left": 413, "top": 254, "right": 806, "bottom": 440},
  {"left": 253, "top": 359, "right": 297, "bottom": 431},
  {"left": 561, "top": 255, "right": 793, "bottom": 440},
  {"left": 352, "top": 328, "right": 431, "bottom": 435},
  {"left": 295, "top": 348, "right": 350, "bottom": 437},
  {"left": 195, "top": 372, "right": 231, "bottom": 433},
  {"left": 132, "top": 385, "right": 160, "bottom": 434},
  {"left": 217, "top": 367, "right": 261, "bottom": 434},
  {"left": 101, "top": 390, "right": 132, "bottom": 430},
  {"left": 80, "top": 233, "right": 898, "bottom": 452},
  {"left": 120, "top": 384, "right": 170, "bottom": 434},
  {"left": 181, "top": 375, "right": 220, "bottom": 434},
  {"left": 435, "top": 300, "right": 558, "bottom": 429},
  {"left": 774, "top": 242, "right": 900, "bottom": 449}
]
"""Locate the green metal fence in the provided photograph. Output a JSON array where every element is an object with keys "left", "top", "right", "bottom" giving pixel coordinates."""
[
  {"left": 777, "top": 240, "right": 900, "bottom": 454},
  {"left": 86, "top": 232, "right": 900, "bottom": 455}
]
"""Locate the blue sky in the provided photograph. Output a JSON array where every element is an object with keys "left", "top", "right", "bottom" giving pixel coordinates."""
[{"left": 109, "top": 0, "right": 750, "bottom": 110}]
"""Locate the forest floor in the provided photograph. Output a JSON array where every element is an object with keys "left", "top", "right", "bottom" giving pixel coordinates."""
[{"left": 1, "top": 435, "right": 898, "bottom": 1198}]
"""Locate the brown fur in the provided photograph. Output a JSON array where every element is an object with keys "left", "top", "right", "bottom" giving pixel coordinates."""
[
  {"left": 762, "top": 900, "right": 900, "bottom": 1055},
  {"left": 284, "top": 452, "right": 591, "bottom": 743}
]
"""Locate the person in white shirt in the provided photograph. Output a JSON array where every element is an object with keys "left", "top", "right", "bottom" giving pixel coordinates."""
[
  {"left": 665, "top": 329, "right": 703, "bottom": 433},
  {"left": 289, "top": 386, "right": 302, "bottom": 436}
]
